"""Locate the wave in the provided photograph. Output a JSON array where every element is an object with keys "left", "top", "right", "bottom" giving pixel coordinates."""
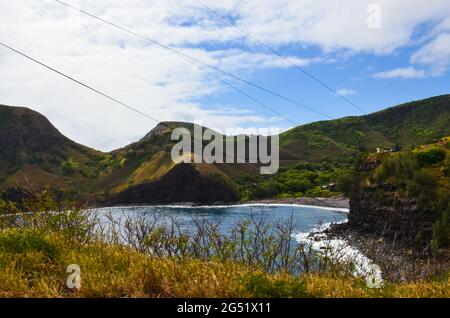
[
  {"left": 95, "top": 203, "right": 349, "bottom": 213},
  {"left": 294, "top": 221, "right": 383, "bottom": 282}
]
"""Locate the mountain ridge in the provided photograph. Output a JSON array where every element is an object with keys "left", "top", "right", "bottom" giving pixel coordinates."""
[{"left": 0, "top": 94, "right": 449, "bottom": 204}]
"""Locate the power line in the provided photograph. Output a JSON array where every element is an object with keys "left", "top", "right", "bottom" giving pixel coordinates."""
[
  {"left": 0, "top": 42, "right": 160, "bottom": 124},
  {"left": 0, "top": 30, "right": 295, "bottom": 126},
  {"left": 216, "top": 77, "right": 298, "bottom": 126},
  {"left": 50, "top": 0, "right": 334, "bottom": 120},
  {"left": 196, "top": 67, "right": 298, "bottom": 125},
  {"left": 0, "top": 41, "right": 262, "bottom": 172},
  {"left": 193, "top": 0, "right": 368, "bottom": 115},
  {"left": 0, "top": 32, "right": 67, "bottom": 56}
]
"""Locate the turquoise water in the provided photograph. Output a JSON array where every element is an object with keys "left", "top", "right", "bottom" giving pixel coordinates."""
[{"left": 96, "top": 204, "right": 348, "bottom": 235}]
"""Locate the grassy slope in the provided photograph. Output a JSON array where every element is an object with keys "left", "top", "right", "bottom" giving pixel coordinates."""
[
  {"left": 0, "top": 105, "right": 106, "bottom": 192},
  {"left": 1, "top": 95, "right": 449, "bottom": 200},
  {"left": 280, "top": 94, "right": 450, "bottom": 162},
  {"left": 92, "top": 122, "right": 248, "bottom": 197},
  {"left": 100, "top": 95, "right": 450, "bottom": 198},
  {"left": 0, "top": 228, "right": 448, "bottom": 298}
]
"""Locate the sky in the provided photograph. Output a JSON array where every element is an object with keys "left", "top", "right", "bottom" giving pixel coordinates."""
[{"left": 0, "top": 0, "right": 449, "bottom": 151}]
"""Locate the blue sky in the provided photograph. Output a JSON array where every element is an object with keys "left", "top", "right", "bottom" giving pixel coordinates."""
[
  {"left": 212, "top": 45, "right": 450, "bottom": 125},
  {"left": 0, "top": 0, "right": 449, "bottom": 150}
]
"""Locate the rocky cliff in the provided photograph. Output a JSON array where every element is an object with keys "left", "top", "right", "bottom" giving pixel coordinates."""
[
  {"left": 349, "top": 179, "right": 436, "bottom": 250},
  {"left": 105, "top": 163, "right": 238, "bottom": 205},
  {"left": 347, "top": 141, "right": 450, "bottom": 251}
]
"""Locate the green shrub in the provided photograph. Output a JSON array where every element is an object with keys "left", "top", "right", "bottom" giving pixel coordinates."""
[
  {"left": 407, "top": 170, "right": 438, "bottom": 206},
  {"left": 62, "top": 159, "right": 76, "bottom": 175},
  {"left": 336, "top": 172, "right": 356, "bottom": 197},
  {"left": 417, "top": 148, "right": 446, "bottom": 167},
  {"left": 433, "top": 206, "right": 450, "bottom": 249},
  {"left": 0, "top": 229, "right": 60, "bottom": 261},
  {"left": 244, "top": 274, "right": 309, "bottom": 298}
]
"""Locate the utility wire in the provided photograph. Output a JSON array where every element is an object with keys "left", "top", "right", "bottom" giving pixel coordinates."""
[
  {"left": 0, "top": 41, "right": 261, "bottom": 172},
  {"left": 50, "top": 0, "right": 334, "bottom": 120},
  {"left": 196, "top": 67, "right": 298, "bottom": 125},
  {"left": 49, "top": 0, "right": 303, "bottom": 127},
  {"left": 46, "top": 0, "right": 302, "bottom": 125},
  {"left": 193, "top": 0, "right": 367, "bottom": 115},
  {"left": 0, "top": 30, "right": 294, "bottom": 127},
  {"left": 216, "top": 77, "right": 298, "bottom": 126},
  {"left": 0, "top": 42, "right": 160, "bottom": 124}
]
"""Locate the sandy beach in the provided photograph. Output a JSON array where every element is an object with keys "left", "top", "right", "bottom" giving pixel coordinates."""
[{"left": 246, "top": 196, "right": 349, "bottom": 210}]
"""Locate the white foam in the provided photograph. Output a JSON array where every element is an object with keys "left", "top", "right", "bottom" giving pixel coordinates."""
[
  {"left": 96, "top": 203, "right": 349, "bottom": 214},
  {"left": 294, "top": 221, "right": 383, "bottom": 281}
]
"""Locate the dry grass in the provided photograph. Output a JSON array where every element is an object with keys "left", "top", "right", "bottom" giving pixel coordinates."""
[
  {"left": 0, "top": 228, "right": 449, "bottom": 298},
  {"left": 0, "top": 196, "right": 448, "bottom": 298},
  {"left": 304, "top": 274, "right": 450, "bottom": 298}
]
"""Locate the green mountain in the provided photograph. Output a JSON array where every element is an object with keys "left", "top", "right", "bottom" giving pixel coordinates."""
[
  {"left": 0, "top": 94, "right": 449, "bottom": 204},
  {"left": 280, "top": 94, "right": 450, "bottom": 163},
  {"left": 0, "top": 105, "right": 105, "bottom": 193},
  {"left": 93, "top": 122, "right": 252, "bottom": 204},
  {"left": 348, "top": 137, "right": 450, "bottom": 250}
]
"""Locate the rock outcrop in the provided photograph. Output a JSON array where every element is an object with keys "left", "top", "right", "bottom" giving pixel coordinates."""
[
  {"left": 105, "top": 163, "right": 238, "bottom": 206},
  {"left": 347, "top": 160, "right": 437, "bottom": 250}
]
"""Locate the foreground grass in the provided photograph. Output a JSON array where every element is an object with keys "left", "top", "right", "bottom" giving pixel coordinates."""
[{"left": 0, "top": 229, "right": 448, "bottom": 298}]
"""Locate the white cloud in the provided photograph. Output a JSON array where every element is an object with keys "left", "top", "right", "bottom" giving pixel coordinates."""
[
  {"left": 1, "top": 0, "right": 450, "bottom": 151},
  {"left": 373, "top": 67, "right": 426, "bottom": 79},
  {"left": 411, "top": 33, "right": 450, "bottom": 76},
  {"left": 0, "top": 0, "right": 296, "bottom": 151},
  {"left": 191, "top": 0, "right": 450, "bottom": 54},
  {"left": 337, "top": 89, "right": 357, "bottom": 97}
]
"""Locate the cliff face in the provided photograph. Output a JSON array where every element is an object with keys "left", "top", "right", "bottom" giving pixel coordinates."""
[
  {"left": 105, "top": 163, "right": 238, "bottom": 206},
  {"left": 349, "top": 183, "right": 436, "bottom": 249},
  {"left": 347, "top": 144, "right": 449, "bottom": 251}
]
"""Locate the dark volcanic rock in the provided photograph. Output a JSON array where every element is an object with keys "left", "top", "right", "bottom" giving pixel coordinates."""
[
  {"left": 1, "top": 186, "right": 34, "bottom": 202},
  {"left": 0, "top": 187, "right": 36, "bottom": 210},
  {"left": 349, "top": 189, "right": 435, "bottom": 248},
  {"left": 348, "top": 161, "right": 436, "bottom": 250},
  {"left": 105, "top": 164, "right": 238, "bottom": 206}
]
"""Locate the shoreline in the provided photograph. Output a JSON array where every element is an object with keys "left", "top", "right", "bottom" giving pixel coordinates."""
[
  {"left": 246, "top": 196, "right": 349, "bottom": 210},
  {"left": 100, "top": 196, "right": 350, "bottom": 212},
  {"left": 326, "top": 223, "right": 450, "bottom": 282},
  {"left": 295, "top": 220, "right": 382, "bottom": 280}
]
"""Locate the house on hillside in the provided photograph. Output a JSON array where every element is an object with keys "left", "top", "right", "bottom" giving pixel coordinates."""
[{"left": 376, "top": 147, "right": 393, "bottom": 154}]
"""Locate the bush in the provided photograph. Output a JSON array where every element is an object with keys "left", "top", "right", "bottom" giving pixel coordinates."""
[
  {"left": 62, "top": 159, "right": 76, "bottom": 175},
  {"left": 0, "top": 199, "right": 20, "bottom": 215},
  {"left": 407, "top": 170, "right": 438, "bottom": 207},
  {"left": 417, "top": 148, "right": 446, "bottom": 167},
  {"left": 336, "top": 172, "right": 356, "bottom": 197},
  {"left": 0, "top": 229, "right": 60, "bottom": 260},
  {"left": 244, "top": 274, "right": 309, "bottom": 298},
  {"left": 433, "top": 206, "right": 450, "bottom": 249}
]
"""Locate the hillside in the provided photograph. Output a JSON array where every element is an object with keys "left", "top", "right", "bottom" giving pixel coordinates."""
[
  {"left": 241, "top": 95, "right": 450, "bottom": 200},
  {"left": 0, "top": 95, "right": 449, "bottom": 204},
  {"left": 346, "top": 137, "right": 450, "bottom": 251},
  {"left": 0, "top": 105, "right": 106, "bottom": 194},
  {"left": 92, "top": 122, "right": 251, "bottom": 204},
  {"left": 280, "top": 94, "right": 450, "bottom": 163}
]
